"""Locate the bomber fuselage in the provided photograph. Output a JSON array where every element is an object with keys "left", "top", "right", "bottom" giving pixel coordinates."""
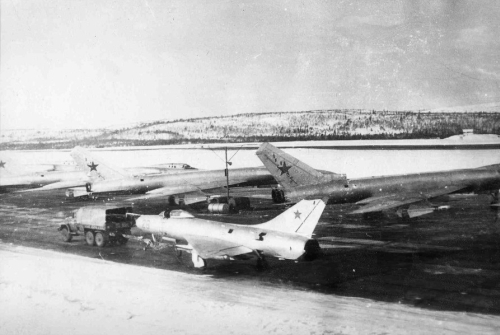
[
  {"left": 0, "top": 170, "right": 88, "bottom": 190},
  {"left": 85, "top": 167, "right": 275, "bottom": 195},
  {"left": 285, "top": 165, "right": 500, "bottom": 204}
]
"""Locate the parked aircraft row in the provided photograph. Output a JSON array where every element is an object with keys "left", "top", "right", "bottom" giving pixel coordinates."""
[
  {"left": 3, "top": 143, "right": 500, "bottom": 269},
  {"left": 0, "top": 154, "right": 197, "bottom": 193},
  {"left": 128, "top": 143, "right": 499, "bottom": 269},
  {"left": 2, "top": 143, "right": 500, "bottom": 218}
]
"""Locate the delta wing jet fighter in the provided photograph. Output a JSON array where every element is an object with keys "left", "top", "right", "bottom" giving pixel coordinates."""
[
  {"left": 256, "top": 142, "right": 500, "bottom": 218},
  {"left": 134, "top": 199, "right": 326, "bottom": 268},
  {"left": 67, "top": 147, "right": 275, "bottom": 201}
]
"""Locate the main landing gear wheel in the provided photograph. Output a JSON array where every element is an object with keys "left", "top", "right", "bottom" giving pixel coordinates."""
[
  {"left": 192, "top": 252, "right": 207, "bottom": 269},
  {"left": 60, "top": 227, "right": 72, "bottom": 242},
  {"left": 173, "top": 247, "right": 184, "bottom": 264},
  {"left": 271, "top": 189, "right": 286, "bottom": 203},
  {"left": 256, "top": 257, "right": 269, "bottom": 271},
  {"left": 95, "top": 232, "right": 108, "bottom": 247},
  {"left": 85, "top": 231, "right": 95, "bottom": 246}
]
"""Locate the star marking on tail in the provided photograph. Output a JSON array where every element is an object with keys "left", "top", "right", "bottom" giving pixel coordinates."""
[
  {"left": 277, "top": 161, "right": 292, "bottom": 175},
  {"left": 0, "top": 161, "right": 5, "bottom": 168},
  {"left": 294, "top": 210, "right": 301, "bottom": 219},
  {"left": 87, "top": 162, "right": 99, "bottom": 171}
]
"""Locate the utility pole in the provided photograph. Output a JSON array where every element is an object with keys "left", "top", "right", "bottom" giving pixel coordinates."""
[{"left": 225, "top": 146, "right": 230, "bottom": 201}]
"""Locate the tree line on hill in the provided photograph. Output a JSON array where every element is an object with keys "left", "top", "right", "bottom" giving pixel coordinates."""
[{"left": 1, "top": 110, "right": 498, "bottom": 150}]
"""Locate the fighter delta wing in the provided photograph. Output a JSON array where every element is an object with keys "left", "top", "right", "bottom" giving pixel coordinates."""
[
  {"left": 134, "top": 199, "right": 326, "bottom": 268},
  {"left": 256, "top": 142, "right": 346, "bottom": 188},
  {"left": 256, "top": 142, "right": 500, "bottom": 218}
]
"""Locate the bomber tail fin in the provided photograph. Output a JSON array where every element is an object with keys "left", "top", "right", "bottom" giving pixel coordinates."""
[
  {"left": 70, "top": 147, "right": 129, "bottom": 180},
  {"left": 255, "top": 142, "right": 344, "bottom": 188},
  {"left": 255, "top": 199, "right": 326, "bottom": 237}
]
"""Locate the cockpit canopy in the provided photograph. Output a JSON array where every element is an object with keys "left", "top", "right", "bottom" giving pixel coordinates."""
[{"left": 158, "top": 209, "right": 194, "bottom": 219}]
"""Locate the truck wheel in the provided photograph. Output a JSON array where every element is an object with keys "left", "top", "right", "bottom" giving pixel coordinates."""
[
  {"left": 95, "top": 232, "right": 108, "bottom": 247},
  {"left": 60, "top": 227, "right": 72, "bottom": 242},
  {"left": 85, "top": 231, "right": 95, "bottom": 246}
]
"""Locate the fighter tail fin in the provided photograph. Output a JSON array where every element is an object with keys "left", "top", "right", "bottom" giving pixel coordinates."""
[
  {"left": 255, "top": 199, "right": 326, "bottom": 237},
  {"left": 70, "top": 147, "right": 129, "bottom": 180},
  {"left": 255, "top": 142, "right": 344, "bottom": 189}
]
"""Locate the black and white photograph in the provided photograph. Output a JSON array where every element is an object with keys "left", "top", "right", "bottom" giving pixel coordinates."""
[{"left": 1, "top": 1, "right": 500, "bottom": 334}]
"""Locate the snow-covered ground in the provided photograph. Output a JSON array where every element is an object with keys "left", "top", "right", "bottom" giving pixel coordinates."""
[{"left": 1, "top": 244, "right": 499, "bottom": 335}]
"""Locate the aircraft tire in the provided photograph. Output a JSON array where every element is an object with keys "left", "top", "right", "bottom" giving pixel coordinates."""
[
  {"left": 60, "top": 227, "right": 72, "bottom": 242},
  {"left": 95, "top": 232, "right": 108, "bottom": 247},
  {"left": 192, "top": 252, "right": 207, "bottom": 269},
  {"left": 85, "top": 230, "right": 95, "bottom": 246},
  {"left": 256, "top": 257, "right": 269, "bottom": 271},
  {"left": 272, "top": 189, "right": 285, "bottom": 203}
]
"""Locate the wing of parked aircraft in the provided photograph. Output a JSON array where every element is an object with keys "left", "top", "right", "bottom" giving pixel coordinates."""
[
  {"left": 127, "top": 175, "right": 272, "bottom": 201},
  {"left": 71, "top": 147, "right": 130, "bottom": 180},
  {"left": 350, "top": 185, "right": 467, "bottom": 214},
  {"left": 183, "top": 235, "right": 254, "bottom": 259},
  {"left": 16, "top": 179, "right": 91, "bottom": 192}
]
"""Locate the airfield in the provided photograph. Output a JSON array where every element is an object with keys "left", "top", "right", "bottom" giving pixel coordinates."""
[
  {"left": 1, "top": 144, "right": 500, "bottom": 333},
  {"left": 1, "top": 186, "right": 500, "bottom": 333}
]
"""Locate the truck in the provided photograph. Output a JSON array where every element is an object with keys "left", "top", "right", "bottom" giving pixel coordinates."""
[{"left": 58, "top": 205, "right": 134, "bottom": 247}]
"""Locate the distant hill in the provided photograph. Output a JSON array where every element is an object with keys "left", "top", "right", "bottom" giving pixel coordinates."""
[
  {"left": 424, "top": 102, "right": 500, "bottom": 113},
  {"left": 1, "top": 109, "right": 499, "bottom": 150}
]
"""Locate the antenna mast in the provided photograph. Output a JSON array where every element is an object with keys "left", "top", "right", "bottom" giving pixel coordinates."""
[{"left": 225, "top": 146, "right": 230, "bottom": 200}]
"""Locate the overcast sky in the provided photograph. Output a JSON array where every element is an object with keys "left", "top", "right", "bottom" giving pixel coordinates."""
[{"left": 1, "top": 0, "right": 499, "bottom": 130}]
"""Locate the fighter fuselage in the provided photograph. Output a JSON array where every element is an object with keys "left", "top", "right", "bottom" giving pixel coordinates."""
[{"left": 136, "top": 214, "right": 311, "bottom": 260}]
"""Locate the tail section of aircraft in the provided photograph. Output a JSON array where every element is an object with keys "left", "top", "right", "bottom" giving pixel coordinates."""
[
  {"left": 255, "top": 199, "right": 326, "bottom": 237},
  {"left": 0, "top": 158, "right": 14, "bottom": 177},
  {"left": 70, "top": 147, "right": 129, "bottom": 181},
  {"left": 256, "top": 142, "right": 345, "bottom": 188}
]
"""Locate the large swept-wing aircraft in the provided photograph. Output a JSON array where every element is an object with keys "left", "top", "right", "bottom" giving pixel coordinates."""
[
  {"left": 66, "top": 147, "right": 276, "bottom": 200},
  {"left": 256, "top": 142, "right": 500, "bottom": 218},
  {"left": 133, "top": 199, "right": 326, "bottom": 268},
  {"left": 0, "top": 153, "right": 197, "bottom": 193},
  {"left": 0, "top": 156, "right": 90, "bottom": 193}
]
